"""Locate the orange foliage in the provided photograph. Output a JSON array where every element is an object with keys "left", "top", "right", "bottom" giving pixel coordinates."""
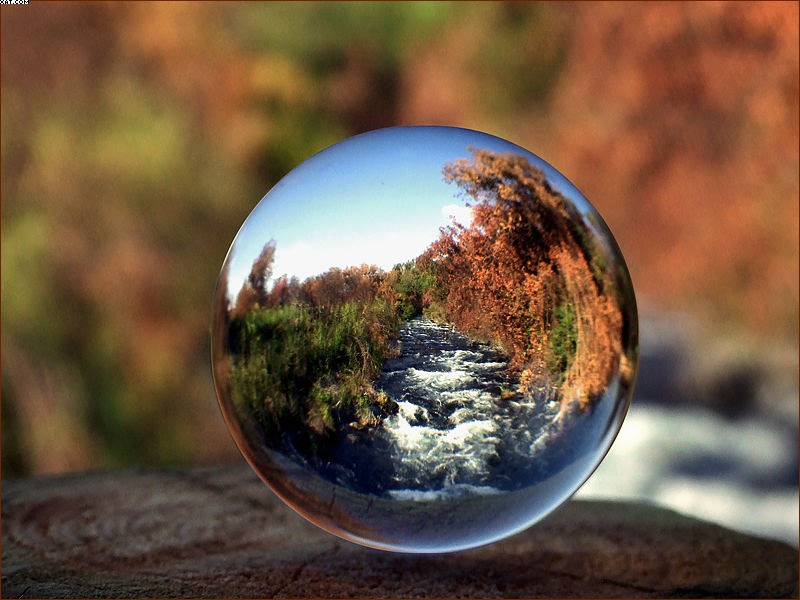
[
  {"left": 299, "top": 264, "right": 389, "bottom": 309},
  {"left": 427, "top": 149, "right": 626, "bottom": 409}
]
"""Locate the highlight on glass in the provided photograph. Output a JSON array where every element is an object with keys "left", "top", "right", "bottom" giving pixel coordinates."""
[{"left": 211, "top": 126, "right": 638, "bottom": 553}]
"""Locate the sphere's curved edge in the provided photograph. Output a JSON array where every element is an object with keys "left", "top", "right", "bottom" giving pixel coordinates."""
[{"left": 210, "top": 125, "right": 640, "bottom": 553}]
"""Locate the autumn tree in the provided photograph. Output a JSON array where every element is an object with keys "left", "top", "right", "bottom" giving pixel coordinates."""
[
  {"left": 232, "top": 240, "right": 277, "bottom": 318},
  {"left": 428, "top": 149, "right": 624, "bottom": 410}
]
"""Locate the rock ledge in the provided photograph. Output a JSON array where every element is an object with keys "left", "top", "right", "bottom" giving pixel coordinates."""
[{"left": 2, "top": 466, "right": 797, "bottom": 598}]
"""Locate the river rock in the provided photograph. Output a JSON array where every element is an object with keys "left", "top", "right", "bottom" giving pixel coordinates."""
[{"left": 2, "top": 465, "right": 797, "bottom": 598}]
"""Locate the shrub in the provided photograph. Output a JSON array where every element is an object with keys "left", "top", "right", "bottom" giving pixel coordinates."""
[{"left": 228, "top": 290, "right": 402, "bottom": 459}]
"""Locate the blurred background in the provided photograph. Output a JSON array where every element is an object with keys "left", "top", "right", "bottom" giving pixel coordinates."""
[{"left": 2, "top": 2, "right": 797, "bottom": 545}]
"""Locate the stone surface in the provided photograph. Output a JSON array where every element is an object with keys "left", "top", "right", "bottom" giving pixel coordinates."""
[{"left": 2, "top": 466, "right": 797, "bottom": 598}]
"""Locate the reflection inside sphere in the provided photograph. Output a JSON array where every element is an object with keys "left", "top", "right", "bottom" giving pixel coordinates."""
[{"left": 211, "top": 127, "right": 638, "bottom": 553}]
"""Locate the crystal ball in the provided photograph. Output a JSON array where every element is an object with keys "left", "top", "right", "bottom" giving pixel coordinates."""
[{"left": 211, "top": 126, "right": 638, "bottom": 552}]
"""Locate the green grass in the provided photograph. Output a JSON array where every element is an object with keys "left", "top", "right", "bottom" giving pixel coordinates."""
[
  {"left": 546, "top": 302, "right": 578, "bottom": 379},
  {"left": 228, "top": 298, "right": 401, "bottom": 457}
]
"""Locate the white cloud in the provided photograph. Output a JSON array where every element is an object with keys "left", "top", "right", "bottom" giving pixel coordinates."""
[{"left": 441, "top": 203, "right": 473, "bottom": 226}]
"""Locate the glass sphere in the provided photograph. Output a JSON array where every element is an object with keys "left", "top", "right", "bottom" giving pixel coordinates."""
[{"left": 211, "top": 126, "right": 638, "bottom": 553}]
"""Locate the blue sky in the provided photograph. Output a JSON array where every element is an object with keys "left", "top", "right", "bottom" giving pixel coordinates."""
[{"left": 222, "top": 126, "right": 595, "bottom": 300}]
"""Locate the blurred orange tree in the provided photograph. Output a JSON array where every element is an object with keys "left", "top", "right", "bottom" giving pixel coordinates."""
[{"left": 2, "top": 1, "right": 796, "bottom": 476}]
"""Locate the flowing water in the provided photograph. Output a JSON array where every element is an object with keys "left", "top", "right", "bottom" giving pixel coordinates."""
[{"left": 327, "top": 317, "right": 565, "bottom": 498}]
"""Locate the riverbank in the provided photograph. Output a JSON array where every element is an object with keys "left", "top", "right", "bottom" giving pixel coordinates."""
[{"left": 303, "top": 317, "right": 622, "bottom": 506}]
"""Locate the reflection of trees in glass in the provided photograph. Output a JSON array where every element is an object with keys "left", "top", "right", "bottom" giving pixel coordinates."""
[
  {"left": 223, "top": 149, "right": 631, "bottom": 462},
  {"left": 419, "top": 149, "right": 627, "bottom": 412},
  {"left": 226, "top": 244, "right": 403, "bottom": 459},
  {"left": 232, "top": 241, "right": 277, "bottom": 317}
]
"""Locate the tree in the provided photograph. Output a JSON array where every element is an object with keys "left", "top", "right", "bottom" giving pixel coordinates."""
[
  {"left": 233, "top": 240, "right": 276, "bottom": 318},
  {"left": 428, "top": 148, "right": 624, "bottom": 409}
]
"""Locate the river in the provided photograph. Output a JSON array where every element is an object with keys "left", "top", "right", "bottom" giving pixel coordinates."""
[{"left": 324, "top": 317, "right": 566, "bottom": 499}]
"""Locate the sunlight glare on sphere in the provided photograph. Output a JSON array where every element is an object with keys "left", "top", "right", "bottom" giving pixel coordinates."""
[{"left": 211, "top": 126, "right": 638, "bottom": 553}]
